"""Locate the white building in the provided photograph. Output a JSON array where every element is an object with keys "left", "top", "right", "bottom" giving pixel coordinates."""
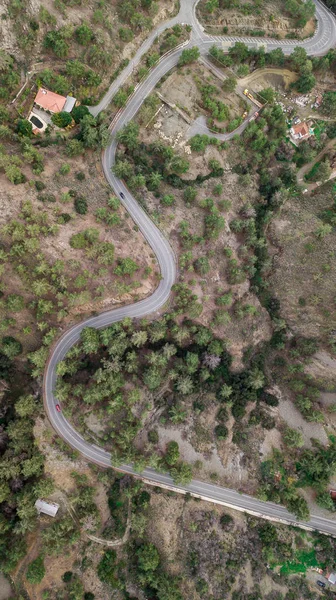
[{"left": 35, "top": 499, "right": 59, "bottom": 518}]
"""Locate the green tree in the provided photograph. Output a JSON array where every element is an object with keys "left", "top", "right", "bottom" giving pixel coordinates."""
[
  {"left": 176, "top": 376, "right": 194, "bottom": 395},
  {"left": 194, "top": 256, "right": 210, "bottom": 275},
  {"left": 148, "top": 171, "right": 162, "bottom": 190},
  {"left": 80, "top": 327, "right": 100, "bottom": 354},
  {"left": 170, "top": 462, "right": 193, "bottom": 485},
  {"left": 66, "top": 139, "right": 84, "bottom": 157},
  {"left": 17, "top": 119, "right": 33, "bottom": 137},
  {"left": 287, "top": 495, "right": 310, "bottom": 520},
  {"left": 15, "top": 394, "right": 36, "bottom": 417},
  {"left": 178, "top": 47, "right": 200, "bottom": 66},
  {"left": 130, "top": 330, "right": 147, "bottom": 350},
  {"left": 165, "top": 441, "right": 180, "bottom": 466},
  {"left": 167, "top": 155, "right": 190, "bottom": 175},
  {"left": 316, "top": 491, "right": 336, "bottom": 512},
  {"left": 248, "top": 368, "right": 265, "bottom": 390},
  {"left": 97, "top": 550, "right": 118, "bottom": 586},
  {"left": 137, "top": 543, "right": 160, "bottom": 572},
  {"left": 296, "top": 69, "right": 316, "bottom": 93},
  {"left": 229, "top": 42, "right": 249, "bottom": 62},
  {"left": 114, "top": 89, "right": 128, "bottom": 107},
  {"left": 117, "top": 121, "right": 139, "bottom": 150},
  {"left": 283, "top": 427, "right": 304, "bottom": 448},
  {"left": 321, "top": 91, "right": 336, "bottom": 116},
  {"left": 222, "top": 76, "right": 237, "bottom": 93},
  {"left": 71, "top": 105, "right": 89, "bottom": 123},
  {"left": 51, "top": 112, "right": 73, "bottom": 128},
  {"left": 6, "top": 294, "right": 24, "bottom": 312},
  {"left": 267, "top": 48, "right": 285, "bottom": 67},
  {"left": 291, "top": 47, "right": 308, "bottom": 70},
  {"left": 42, "top": 517, "right": 79, "bottom": 555},
  {"left": 113, "top": 160, "right": 133, "bottom": 180},
  {"left": 75, "top": 23, "right": 94, "bottom": 45},
  {"left": 1, "top": 336, "right": 22, "bottom": 358}
]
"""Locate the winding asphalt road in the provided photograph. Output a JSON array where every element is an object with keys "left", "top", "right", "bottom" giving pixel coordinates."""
[{"left": 43, "top": 0, "right": 336, "bottom": 535}]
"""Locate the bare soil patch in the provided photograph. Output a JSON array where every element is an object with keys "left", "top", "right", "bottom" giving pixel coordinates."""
[
  {"left": 0, "top": 574, "right": 13, "bottom": 600},
  {"left": 239, "top": 68, "right": 299, "bottom": 92},
  {"left": 197, "top": 0, "right": 316, "bottom": 39},
  {"left": 269, "top": 184, "right": 336, "bottom": 339},
  {"left": 160, "top": 62, "right": 247, "bottom": 131},
  {"left": 0, "top": 145, "right": 158, "bottom": 357}
]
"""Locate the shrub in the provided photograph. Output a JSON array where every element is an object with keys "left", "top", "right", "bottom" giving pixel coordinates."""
[
  {"left": 59, "top": 213, "right": 71, "bottom": 224},
  {"left": 114, "top": 258, "right": 138, "bottom": 276},
  {"left": 107, "top": 196, "right": 120, "bottom": 210},
  {"left": 194, "top": 256, "right": 210, "bottom": 275},
  {"left": 216, "top": 292, "right": 232, "bottom": 306},
  {"left": 70, "top": 228, "right": 99, "bottom": 249},
  {"left": 161, "top": 194, "right": 175, "bottom": 206},
  {"left": 65, "top": 139, "right": 84, "bottom": 157},
  {"left": 217, "top": 407, "right": 228, "bottom": 422},
  {"left": 148, "top": 429, "right": 159, "bottom": 444},
  {"left": 38, "top": 193, "right": 56, "bottom": 203},
  {"left": 75, "top": 23, "right": 94, "bottom": 45},
  {"left": 74, "top": 196, "right": 88, "bottom": 214},
  {"left": 283, "top": 427, "right": 304, "bottom": 448},
  {"left": 35, "top": 180, "right": 46, "bottom": 191},
  {"left": 184, "top": 186, "right": 197, "bottom": 203},
  {"left": 97, "top": 550, "right": 118, "bottom": 586},
  {"left": 59, "top": 163, "right": 70, "bottom": 175},
  {"left": 261, "top": 392, "right": 279, "bottom": 407},
  {"left": 62, "top": 571, "right": 73, "bottom": 583},
  {"left": 220, "top": 513, "right": 233, "bottom": 529},
  {"left": 26, "top": 555, "right": 45, "bottom": 584},
  {"left": 215, "top": 424, "right": 228, "bottom": 440}
]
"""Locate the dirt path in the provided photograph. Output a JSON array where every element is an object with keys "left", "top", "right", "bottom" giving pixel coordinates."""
[
  {"left": 63, "top": 492, "right": 132, "bottom": 547},
  {"left": 12, "top": 530, "right": 41, "bottom": 600},
  {"left": 86, "top": 501, "right": 132, "bottom": 547},
  {"left": 297, "top": 138, "right": 336, "bottom": 191}
]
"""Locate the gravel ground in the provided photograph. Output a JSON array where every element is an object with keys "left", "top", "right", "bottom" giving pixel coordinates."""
[{"left": 278, "top": 399, "right": 328, "bottom": 447}]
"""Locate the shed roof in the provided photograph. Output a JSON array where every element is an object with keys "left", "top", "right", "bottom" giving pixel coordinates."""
[
  {"left": 328, "top": 573, "right": 336, "bottom": 585},
  {"left": 35, "top": 499, "right": 59, "bottom": 517},
  {"left": 34, "top": 88, "right": 67, "bottom": 113},
  {"left": 63, "top": 96, "right": 76, "bottom": 113}
]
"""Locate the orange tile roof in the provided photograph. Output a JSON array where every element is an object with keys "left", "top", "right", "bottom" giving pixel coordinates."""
[
  {"left": 34, "top": 88, "right": 67, "bottom": 113},
  {"left": 292, "top": 121, "right": 310, "bottom": 137}
]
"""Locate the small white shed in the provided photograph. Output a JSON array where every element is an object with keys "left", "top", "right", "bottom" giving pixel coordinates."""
[{"left": 35, "top": 499, "right": 59, "bottom": 518}]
